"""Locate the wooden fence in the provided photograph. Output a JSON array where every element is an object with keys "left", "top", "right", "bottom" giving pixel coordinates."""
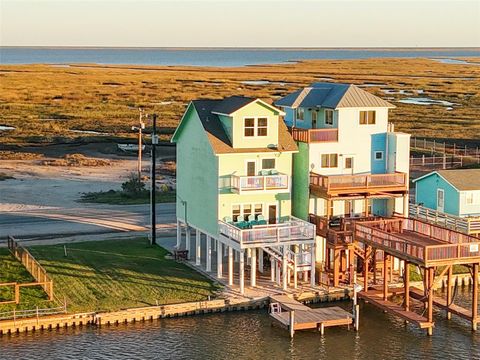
[
  {"left": 7, "top": 236, "right": 53, "bottom": 301},
  {"left": 410, "top": 154, "right": 463, "bottom": 170},
  {"left": 411, "top": 137, "right": 480, "bottom": 159}
]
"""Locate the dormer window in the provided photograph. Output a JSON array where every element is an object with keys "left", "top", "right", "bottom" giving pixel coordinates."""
[
  {"left": 257, "top": 118, "right": 268, "bottom": 136},
  {"left": 325, "top": 109, "right": 334, "bottom": 125},
  {"left": 244, "top": 117, "right": 268, "bottom": 137},
  {"left": 295, "top": 108, "right": 304, "bottom": 121}
]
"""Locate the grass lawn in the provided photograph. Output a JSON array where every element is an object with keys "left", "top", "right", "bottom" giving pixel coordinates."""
[
  {"left": 0, "top": 248, "right": 53, "bottom": 312},
  {"left": 79, "top": 189, "right": 176, "bottom": 205},
  {"left": 28, "top": 238, "right": 219, "bottom": 313}
]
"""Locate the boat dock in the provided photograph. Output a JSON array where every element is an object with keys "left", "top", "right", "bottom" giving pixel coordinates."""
[
  {"left": 269, "top": 294, "right": 355, "bottom": 337},
  {"left": 409, "top": 287, "right": 479, "bottom": 328},
  {"left": 358, "top": 289, "right": 433, "bottom": 329}
]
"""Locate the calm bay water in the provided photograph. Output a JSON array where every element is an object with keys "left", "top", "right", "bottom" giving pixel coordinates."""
[
  {"left": 0, "top": 47, "right": 479, "bottom": 66},
  {"left": 1, "top": 288, "right": 479, "bottom": 360}
]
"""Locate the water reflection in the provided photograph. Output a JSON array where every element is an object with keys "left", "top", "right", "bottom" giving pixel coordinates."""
[{"left": 1, "top": 288, "right": 478, "bottom": 360}]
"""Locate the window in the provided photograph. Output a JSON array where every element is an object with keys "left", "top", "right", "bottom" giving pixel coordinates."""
[
  {"left": 262, "top": 158, "right": 275, "bottom": 170},
  {"left": 325, "top": 109, "right": 334, "bottom": 125},
  {"left": 375, "top": 151, "right": 384, "bottom": 160},
  {"left": 244, "top": 117, "right": 267, "bottom": 137},
  {"left": 296, "top": 108, "right": 304, "bottom": 121},
  {"left": 466, "top": 193, "right": 474, "bottom": 205},
  {"left": 257, "top": 117, "right": 268, "bottom": 136},
  {"left": 232, "top": 205, "right": 241, "bottom": 222},
  {"left": 321, "top": 154, "right": 338, "bottom": 168},
  {"left": 359, "top": 111, "right": 376, "bottom": 125},
  {"left": 243, "top": 204, "right": 252, "bottom": 220},
  {"left": 244, "top": 118, "right": 255, "bottom": 137},
  {"left": 345, "top": 157, "right": 353, "bottom": 169},
  {"left": 254, "top": 204, "right": 263, "bottom": 217}
]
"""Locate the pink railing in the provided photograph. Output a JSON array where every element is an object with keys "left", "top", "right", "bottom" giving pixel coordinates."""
[
  {"left": 310, "top": 172, "right": 407, "bottom": 193},
  {"left": 290, "top": 128, "right": 338, "bottom": 143},
  {"left": 231, "top": 174, "right": 289, "bottom": 192}
]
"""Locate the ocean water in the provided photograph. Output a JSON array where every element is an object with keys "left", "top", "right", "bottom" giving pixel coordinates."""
[{"left": 1, "top": 47, "right": 479, "bottom": 67}]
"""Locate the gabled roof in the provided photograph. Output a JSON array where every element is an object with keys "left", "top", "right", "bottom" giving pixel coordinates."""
[
  {"left": 275, "top": 82, "right": 395, "bottom": 109},
  {"left": 413, "top": 169, "right": 480, "bottom": 191},
  {"left": 174, "top": 98, "right": 297, "bottom": 155},
  {"left": 211, "top": 95, "right": 284, "bottom": 116}
]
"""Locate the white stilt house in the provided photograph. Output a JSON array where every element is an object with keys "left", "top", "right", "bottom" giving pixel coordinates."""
[{"left": 172, "top": 96, "right": 316, "bottom": 294}]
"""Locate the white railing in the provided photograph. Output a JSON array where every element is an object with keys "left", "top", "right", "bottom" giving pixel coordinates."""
[
  {"left": 231, "top": 173, "right": 289, "bottom": 193},
  {"left": 218, "top": 216, "right": 315, "bottom": 246},
  {"left": 409, "top": 204, "right": 480, "bottom": 235}
]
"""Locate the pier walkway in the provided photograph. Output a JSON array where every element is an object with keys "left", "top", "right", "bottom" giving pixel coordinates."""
[{"left": 269, "top": 294, "right": 354, "bottom": 337}]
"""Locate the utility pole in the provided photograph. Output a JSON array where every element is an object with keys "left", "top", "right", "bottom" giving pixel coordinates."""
[
  {"left": 132, "top": 109, "right": 145, "bottom": 180},
  {"left": 150, "top": 113, "right": 158, "bottom": 245}
]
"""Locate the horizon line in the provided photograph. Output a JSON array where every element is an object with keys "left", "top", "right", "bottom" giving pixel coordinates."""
[{"left": 1, "top": 46, "right": 480, "bottom": 51}]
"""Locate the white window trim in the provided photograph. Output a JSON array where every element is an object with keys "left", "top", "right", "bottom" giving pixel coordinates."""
[
  {"left": 242, "top": 116, "right": 269, "bottom": 138},
  {"left": 261, "top": 158, "right": 276, "bottom": 170},
  {"left": 295, "top": 108, "right": 305, "bottom": 122},
  {"left": 359, "top": 110, "right": 376, "bottom": 125},
  {"left": 325, "top": 109, "right": 334, "bottom": 126},
  {"left": 374, "top": 151, "right": 384, "bottom": 161},
  {"left": 466, "top": 192, "right": 474, "bottom": 205},
  {"left": 231, "top": 203, "right": 265, "bottom": 220},
  {"left": 321, "top": 153, "right": 339, "bottom": 168}
]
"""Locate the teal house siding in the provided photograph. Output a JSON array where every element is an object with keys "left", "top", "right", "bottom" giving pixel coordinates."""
[
  {"left": 175, "top": 107, "right": 219, "bottom": 236},
  {"left": 415, "top": 173, "right": 460, "bottom": 216},
  {"left": 371, "top": 133, "right": 386, "bottom": 174}
]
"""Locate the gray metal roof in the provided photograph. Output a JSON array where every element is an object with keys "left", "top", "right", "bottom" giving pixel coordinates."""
[
  {"left": 211, "top": 96, "right": 256, "bottom": 115},
  {"left": 190, "top": 99, "right": 297, "bottom": 155},
  {"left": 275, "top": 82, "right": 395, "bottom": 109}
]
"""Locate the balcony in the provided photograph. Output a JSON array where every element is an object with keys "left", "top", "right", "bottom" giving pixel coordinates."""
[
  {"left": 290, "top": 127, "right": 338, "bottom": 143},
  {"left": 231, "top": 173, "right": 289, "bottom": 194},
  {"left": 310, "top": 171, "right": 408, "bottom": 197},
  {"left": 218, "top": 216, "right": 315, "bottom": 248}
]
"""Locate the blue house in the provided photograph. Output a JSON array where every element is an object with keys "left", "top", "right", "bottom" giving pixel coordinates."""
[{"left": 414, "top": 169, "right": 480, "bottom": 217}]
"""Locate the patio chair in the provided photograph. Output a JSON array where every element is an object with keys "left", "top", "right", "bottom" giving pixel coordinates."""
[
  {"left": 259, "top": 169, "right": 269, "bottom": 176},
  {"left": 248, "top": 214, "right": 258, "bottom": 226},
  {"left": 257, "top": 215, "right": 267, "bottom": 225},
  {"left": 236, "top": 215, "right": 248, "bottom": 229},
  {"left": 224, "top": 216, "right": 233, "bottom": 224},
  {"left": 269, "top": 169, "right": 278, "bottom": 175}
]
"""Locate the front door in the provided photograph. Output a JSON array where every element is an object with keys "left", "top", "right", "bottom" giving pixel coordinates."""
[
  {"left": 247, "top": 161, "right": 256, "bottom": 176},
  {"left": 312, "top": 111, "right": 318, "bottom": 129},
  {"left": 437, "top": 189, "right": 445, "bottom": 213},
  {"left": 268, "top": 205, "right": 277, "bottom": 224},
  {"left": 344, "top": 200, "right": 353, "bottom": 217},
  {"left": 343, "top": 156, "right": 354, "bottom": 174}
]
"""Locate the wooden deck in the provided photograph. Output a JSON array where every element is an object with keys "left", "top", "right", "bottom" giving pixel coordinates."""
[
  {"left": 358, "top": 290, "right": 433, "bottom": 329},
  {"left": 269, "top": 295, "right": 354, "bottom": 336},
  {"left": 355, "top": 218, "right": 480, "bottom": 266},
  {"left": 409, "top": 287, "right": 479, "bottom": 326}
]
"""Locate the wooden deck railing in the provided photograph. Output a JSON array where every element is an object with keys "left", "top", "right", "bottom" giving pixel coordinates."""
[
  {"left": 290, "top": 128, "right": 338, "bottom": 143},
  {"left": 218, "top": 216, "right": 315, "bottom": 247},
  {"left": 354, "top": 218, "right": 480, "bottom": 265},
  {"left": 310, "top": 171, "right": 408, "bottom": 194},
  {"left": 409, "top": 204, "right": 480, "bottom": 235},
  {"left": 7, "top": 236, "right": 53, "bottom": 300}
]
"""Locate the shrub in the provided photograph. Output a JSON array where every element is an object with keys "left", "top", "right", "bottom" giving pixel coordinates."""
[{"left": 121, "top": 173, "right": 146, "bottom": 196}]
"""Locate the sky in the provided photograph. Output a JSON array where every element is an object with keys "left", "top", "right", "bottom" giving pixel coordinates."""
[{"left": 1, "top": 0, "right": 479, "bottom": 47}]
